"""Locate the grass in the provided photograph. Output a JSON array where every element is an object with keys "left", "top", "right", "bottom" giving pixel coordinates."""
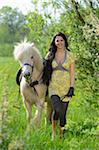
[{"left": 0, "top": 57, "right": 99, "bottom": 150}]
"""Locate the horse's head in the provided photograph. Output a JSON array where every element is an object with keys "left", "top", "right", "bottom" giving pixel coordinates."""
[{"left": 14, "top": 41, "right": 43, "bottom": 84}]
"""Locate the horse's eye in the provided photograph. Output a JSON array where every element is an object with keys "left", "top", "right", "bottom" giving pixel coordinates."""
[{"left": 31, "top": 56, "right": 33, "bottom": 59}]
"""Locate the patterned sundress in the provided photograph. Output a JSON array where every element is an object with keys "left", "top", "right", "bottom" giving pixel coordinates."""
[{"left": 49, "top": 51, "right": 75, "bottom": 102}]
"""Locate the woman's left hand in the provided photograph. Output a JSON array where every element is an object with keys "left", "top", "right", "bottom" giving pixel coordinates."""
[{"left": 66, "top": 87, "right": 74, "bottom": 97}]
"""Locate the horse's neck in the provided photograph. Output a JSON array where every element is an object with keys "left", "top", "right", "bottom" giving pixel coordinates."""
[{"left": 31, "top": 67, "right": 42, "bottom": 81}]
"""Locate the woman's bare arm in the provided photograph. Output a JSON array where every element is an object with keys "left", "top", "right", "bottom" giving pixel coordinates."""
[{"left": 70, "top": 62, "right": 75, "bottom": 87}]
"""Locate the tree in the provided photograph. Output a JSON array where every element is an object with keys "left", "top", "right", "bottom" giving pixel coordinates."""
[
  {"left": 0, "top": 6, "right": 27, "bottom": 43},
  {"left": 25, "top": 11, "right": 46, "bottom": 54}
]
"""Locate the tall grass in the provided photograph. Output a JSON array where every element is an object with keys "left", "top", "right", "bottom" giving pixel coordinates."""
[
  {"left": 0, "top": 75, "right": 10, "bottom": 149},
  {"left": 0, "top": 57, "right": 99, "bottom": 150}
]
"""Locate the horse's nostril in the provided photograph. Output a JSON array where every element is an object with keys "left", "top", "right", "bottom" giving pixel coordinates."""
[{"left": 24, "top": 72, "right": 30, "bottom": 77}]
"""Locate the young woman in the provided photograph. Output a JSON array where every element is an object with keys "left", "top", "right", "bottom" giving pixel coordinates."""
[{"left": 43, "top": 32, "right": 75, "bottom": 139}]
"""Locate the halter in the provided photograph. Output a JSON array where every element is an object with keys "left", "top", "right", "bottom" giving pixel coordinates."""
[
  {"left": 22, "top": 63, "right": 35, "bottom": 85},
  {"left": 22, "top": 62, "right": 40, "bottom": 95},
  {"left": 22, "top": 62, "right": 42, "bottom": 87},
  {"left": 23, "top": 63, "right": 34, "bottom": 72}
]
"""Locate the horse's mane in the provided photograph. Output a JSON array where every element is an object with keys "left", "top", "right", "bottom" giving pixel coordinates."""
[{"left": 13, "top": 40, "right": 43, "bottom": 71}]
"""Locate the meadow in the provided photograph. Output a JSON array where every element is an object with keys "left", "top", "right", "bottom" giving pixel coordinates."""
[{"left": 0, "top": 57, "right": 99, "bottom": 150}]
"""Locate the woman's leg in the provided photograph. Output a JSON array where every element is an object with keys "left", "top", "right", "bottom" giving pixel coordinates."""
[
  {"left": 52, "top": 111, "right": 57, "bottom": 140},
  {"left": 60, "top": 101, "right": 69, "bottom": 138},
  {"left": 51, "top": 95, "right": 60, "bottom": 139}
]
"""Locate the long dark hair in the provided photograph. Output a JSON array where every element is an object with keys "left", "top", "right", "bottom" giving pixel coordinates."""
[
  {"left": 49, "top": 32, "right": 70, "bottom": 59},
  {"left": 42, "top": 32, "right": 69, "bottom": 86}
]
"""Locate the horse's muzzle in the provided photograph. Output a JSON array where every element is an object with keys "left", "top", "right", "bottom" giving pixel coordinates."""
[
  {"left": 22, "top": 71, "right": 31, "bottom": 81},
  {"left": 24, "top": 72, "right": 30, "bottom": 77}
]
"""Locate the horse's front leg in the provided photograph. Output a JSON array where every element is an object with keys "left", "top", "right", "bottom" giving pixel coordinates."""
[
  {"left": 33, "top": 100, "right": 44, "bottom": 126},
  {"left": 24, "top": 100, "right": 32, "bottom": 123}
]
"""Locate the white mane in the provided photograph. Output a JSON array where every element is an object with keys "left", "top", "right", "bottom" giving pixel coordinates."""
[{"left": 13, "top": 40, "right": 43, "bottom": 71}]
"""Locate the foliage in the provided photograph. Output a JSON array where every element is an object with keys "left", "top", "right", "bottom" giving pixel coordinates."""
[
  {"left": 0, "top": 6, "right": 27, "bottom": 57},
  {"left": 0, "top": 6, "right": 27, "bottom": 42},
  {"left": 0, "top": 43, "right": 13, "bottom": 57}
]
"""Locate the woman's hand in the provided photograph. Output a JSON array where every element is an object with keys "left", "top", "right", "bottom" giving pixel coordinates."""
[{"left": 66, "top": 87, "right": 74, "bottom": 97}]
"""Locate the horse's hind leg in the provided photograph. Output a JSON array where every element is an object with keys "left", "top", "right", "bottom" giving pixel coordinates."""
[
  {"left": 46, "top": 102, "right": 52, "bottom": 125},
  {"left": 24, "top": 100, "right": 32, "bottom": 123}
]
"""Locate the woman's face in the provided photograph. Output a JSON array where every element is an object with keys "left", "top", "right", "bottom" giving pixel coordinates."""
[{"left": 55, "top": 36, "right": 65, "bottom": 50}]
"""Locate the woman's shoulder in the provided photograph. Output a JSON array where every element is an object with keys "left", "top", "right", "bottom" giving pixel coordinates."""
[
  {"left": 67, "top": 51, "right": 75, "bottom": 63},
  {"left": 67, "top": 51, "right": 74, "bottom": 58},
  {"left": 67, "top": 51, "right": 74, "bottom": 57}
]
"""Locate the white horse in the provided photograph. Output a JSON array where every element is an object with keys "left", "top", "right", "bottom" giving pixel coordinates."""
[{"left": 13, "top": 41, "right": 51, "bottom": 126}]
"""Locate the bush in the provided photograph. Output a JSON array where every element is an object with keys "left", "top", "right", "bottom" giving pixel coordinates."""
[{"left": 0, "top": 43, "right": 13, "bottom": 57}]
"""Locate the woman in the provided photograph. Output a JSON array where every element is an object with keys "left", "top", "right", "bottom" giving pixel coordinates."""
[{"left": 43, "top": 32, "right": 75, "bottom": 139}]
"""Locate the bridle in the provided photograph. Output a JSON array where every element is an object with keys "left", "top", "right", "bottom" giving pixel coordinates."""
[
  {"left": 22, "top": 63, "right": 40, "bottom": 90},
  {"left": 16, "top": 63, "right": 34, "bottom": 86},
  {"left": 22, "top": 63, "right": 35, "bottom": 85},
  {"left": 23, "top": 63, "right": 34, "bottom": 72}
]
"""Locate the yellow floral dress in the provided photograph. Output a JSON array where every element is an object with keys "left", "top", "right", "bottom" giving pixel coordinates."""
[{"left": 49, "top": 51, "right": 75, "bottom": 102}]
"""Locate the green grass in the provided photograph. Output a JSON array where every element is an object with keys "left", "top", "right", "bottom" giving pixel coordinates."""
[{"left": 0, "top": 57, "right": 99, "bottom": 150}]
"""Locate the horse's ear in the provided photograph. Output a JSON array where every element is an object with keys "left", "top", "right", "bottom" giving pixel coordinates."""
[{"left": 16, "top": 68, "right": 22, "bottom": 86}]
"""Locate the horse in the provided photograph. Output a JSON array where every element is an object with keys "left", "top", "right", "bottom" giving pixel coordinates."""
[{"left": 13, "top": 40, "right": 52, "bottom": 126}]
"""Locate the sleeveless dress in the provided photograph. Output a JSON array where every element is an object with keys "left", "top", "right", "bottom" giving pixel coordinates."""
[{"left": 49, "top": 51, "right": 75, "bottom": 102}]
